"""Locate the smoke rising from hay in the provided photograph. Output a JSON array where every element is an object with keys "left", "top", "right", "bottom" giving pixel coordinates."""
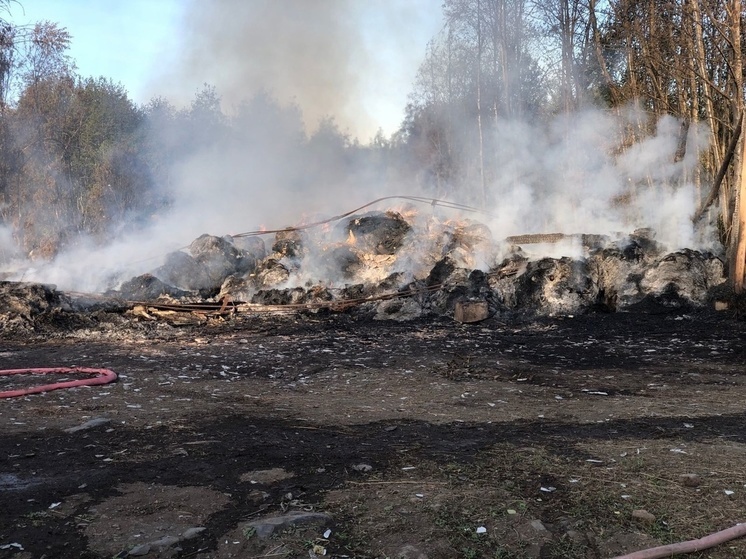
[
  {"left": 5, "top": 103, "right": 716, "bottom": 294},
  {"left": 0, "top": 3, "right": 720, "bottom": 295},
  {"left": 483, "top": 108, "right": 713, "bottom": 253}
]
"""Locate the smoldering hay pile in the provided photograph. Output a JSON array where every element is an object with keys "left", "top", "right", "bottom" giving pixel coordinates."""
[{"left": 106, "top": 203, "right": 726, "bottom": 322}]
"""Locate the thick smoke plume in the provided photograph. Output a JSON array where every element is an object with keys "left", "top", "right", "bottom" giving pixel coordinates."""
[
  {"left": 151, "top": 0, "right": 435, "bottom": 139},
  {"left": 483, "top": 109, "right": 712, "bottom": 253}
]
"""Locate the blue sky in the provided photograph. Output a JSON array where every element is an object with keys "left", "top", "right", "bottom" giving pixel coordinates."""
[
  {"left": 4, "top": 0, "right": 184, "bottom": 103},
  {"left": 4, "top": 0, "right": 443, "bottom": 139}
]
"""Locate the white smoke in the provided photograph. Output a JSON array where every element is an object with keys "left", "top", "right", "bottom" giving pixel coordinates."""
[
  {"left": 7, "top": 104, "right": 718, "bottom": 293},
  {"left": 0, "top": 3, "right": 720, "bottom": 294},
  {"left": 483, "top": 107, "right": 714, "bottom": 253}
]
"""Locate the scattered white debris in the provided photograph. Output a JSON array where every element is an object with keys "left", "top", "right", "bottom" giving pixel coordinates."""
[
  {"left": 323, "top": 529, "right": 332, "bottom": 539},
  {"left": 476, "top": 526, "right": 487, "bottom": 534},
  {"left": 49, "top": 502, "right": 61, "bottom": 509},
  {"left": 540, "top": 486, "right": 556, "bottom": 493},
  {"left": 402, "top": 466, "right": 416, "bottom": 471},
  {"left": 725, "top": 490, "right": 735, "bottom": 496},
  {"left": 670, "top": 448, "right": 688, "bottom": 454},
  {"left": 683, "top": 423, "right": 694, "bottom": 429},
  {"left": 0, "top": 543, "right": 23, "bottom": 551}
]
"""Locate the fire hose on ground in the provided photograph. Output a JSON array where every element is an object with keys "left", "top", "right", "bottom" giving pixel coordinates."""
[
  {"left": 0, "top": 367, "right": 118, "bottom": 398},
  {"left": 612, "top": 523, "right": 746, "bottom": 558}
]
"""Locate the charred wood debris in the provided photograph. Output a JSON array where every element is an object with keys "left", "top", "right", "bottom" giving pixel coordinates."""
[{"left": 0, "top": 209, "right": 733, "bottom": 331}]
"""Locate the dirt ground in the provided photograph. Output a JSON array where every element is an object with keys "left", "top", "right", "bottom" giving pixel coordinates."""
[{"left": 2, "top": 304, "right": 746, "bottom": 559}]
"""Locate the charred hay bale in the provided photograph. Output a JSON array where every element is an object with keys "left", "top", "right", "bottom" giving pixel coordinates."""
[
  {"left": 272, "top": 229, "right": 305, "bottom": 259},
  {"left": 426, "top": 258, "right": 493, "bottom": 316},
  {"left": 189, "top": 234, "right": 257, "bottom": 288},
  {"left": 0, "top": 281, "right": 66, "bottom": 332},
  {"left": 638, "top": 250, "right": 725, "bottom": 305},
  {"left": 253, "top": 259, "right": 290, "bottom": 288},
  {"left": 443, "top": 222, "right": 494, "bottom": 267},
  {"left": 0, "top": 282, "right": 113, "bottom": 334},
  {"left": 231, "top": 235, "right": 267, "bottom": 261},
  {"left": 252, "top": 287, "right": 307, "bottom": 306},
  {"left": 487, "top": 254, "right": 529, "bottom": 310},
  {"left": 378, "top": 272, "right": 406, "bottom": 291},
  {"left": 319, "top": 245, "right": 362, "bottom": 280},
  {"left": 218, "top": 274, "right": 253, "bottom": 302},
  {"left": 118, "top": 274, "right": 191, "bottom": 301},
  {"left": 426, "top": 257, "right": 457, "bottom": 287},
  {"left": 628, "top": 227, "right": 665, "bottom": 258},
  {"left": 340, "top": 283, "right": 370, "bottom": 300},
  {"left": 343, "top": 211, "right": 412, "bottom": 255},
  {"left": 154, "top": 251, "right": 212, "bottom": 292},
  {"left": 583, "top": 231, "right": 671, "bottom": 310},
  {"left": 506, "top": 257, "right": 598, "bottom": 316},
  {"left": 251, "top": 285, "right": 334, "bottom": 308},
  {"left": 374, "top": 298, "right": 423, "bottom": 321},
  {"left": 586, "top": 245, "right": 650, "bottom": 310},
  {"left": 340, "top": 273, "right": 407, "bottom": 303}
]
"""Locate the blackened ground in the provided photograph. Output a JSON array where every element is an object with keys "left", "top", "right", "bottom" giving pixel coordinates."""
[{"left": 1, "top": 307, "right": 746, "bottom": 558}]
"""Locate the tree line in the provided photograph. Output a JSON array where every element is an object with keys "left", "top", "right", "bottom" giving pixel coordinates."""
[
  {"left": 1, "top": 0, "right": 746, "bottom": 290},
  {"left": 398, "top": 0, "right": 746, "bottom": 291}
]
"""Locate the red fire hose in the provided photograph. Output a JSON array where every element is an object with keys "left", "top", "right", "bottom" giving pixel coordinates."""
[
  {"left": 0, "top": 367, "right": 118, "bottom": 398},
  {"left": 612, "top": 523, "right": 746, "bottom": 558}
]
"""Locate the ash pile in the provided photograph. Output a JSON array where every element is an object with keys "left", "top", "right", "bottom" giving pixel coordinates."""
[{"left": 111, "top": 209, "right": 726, "bottom": 322}]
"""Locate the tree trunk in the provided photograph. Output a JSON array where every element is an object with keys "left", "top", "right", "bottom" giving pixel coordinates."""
[
  {"left": 731, "top": 0, "right": 745, "bottom": 292},
  {"left": 733, "top": 114, "right": 746, "bottom": 293},
  {"left": 688, "top": 0, "right": 720, "bottom": 166}
]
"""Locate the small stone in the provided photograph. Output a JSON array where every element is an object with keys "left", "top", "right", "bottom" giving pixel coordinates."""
[
  {"left": 182, "top": 527, "right": 206, "bottom": 539},
  {"left": 679, "top": 473, "right": 701, "bottom": 487},
  {"left": 395, "top": 544, "right": 428, "bottom": 559},
  {"left": 128, "top": 543, "right": 151, "bottom": 556},
  {"left": 148, "top": 536, "right": 180, "bottom": 551},
  {"left": 64, "top": 417, "right": 112, "bottom": 433},
  {"left": 530, "top": 519, "right": 548, "bottom": 532},
  {"left": 632, "top": 509, "right": 656, "bottom": 525}
]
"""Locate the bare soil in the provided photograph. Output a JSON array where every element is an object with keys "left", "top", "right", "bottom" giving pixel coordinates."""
[{"left": 2, "top": 306, "right": 746, "bottom": 559}]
